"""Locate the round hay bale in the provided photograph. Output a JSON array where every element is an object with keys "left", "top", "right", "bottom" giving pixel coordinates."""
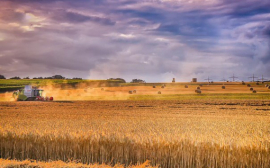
[
  {"left": 197, "top": 87, "right": 200, "bottom": 90},
  {"left": 161, "top": 86, "right": 164, "bottom": 88},
  {"left": 250, "top": 87, "right": 253, "bottom": 91},
  {"left": 242, "top": 82, "right": 245, "bottom": 85},
  {"left": 158, "top": 91, "right": 161, "bottom": 94},
  {"left": 129, "top": 91, "right": 133, "bottom": 94},
  {"left": 268, "top": 86, "right": 270, "bottom": 89},
  {"left": 101, "top": 88, "right": 104, "bottom": 91},
  {"left": 199, "top": 84, "right": 203, "bottom": 87},
  {"left": 195, "top": 89, "right": 201, "bottom": 94},
  {"left": 185, "top": 85, "right": 188, "bottom": 88},
  {"left": 253, "top": 90, "right": 257, "bottom": 93},
  {"left": 247, "top": 84, "right": 251, "bottom": 87},
  {"left": 265, "top": 84, "right": 269, "bottom": 87},
  {"left": 256, "top": 82, "right": 259, "bottom": 85},
  {"left": 222, "top": 86, "right": 225, "bottom": 89},
  {"left": 153, "top": 86, "right": 156, "bottom": 88},
  {"left": 133, "top": 90, "right": 136, "bottom": 93}
]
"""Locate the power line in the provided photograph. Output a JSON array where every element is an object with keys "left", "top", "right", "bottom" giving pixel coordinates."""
[
  {"left": 258, "top": 75, "right": 268, "bottom": 82},
  {"left": 248, "top": 74, "right": 258, "bottom": 82},
  {"left": 204, "top": 76, "right": 212, "bottom": 83},
  {"left": 229, "top": 74, "right": 238, "bottom": 82}
]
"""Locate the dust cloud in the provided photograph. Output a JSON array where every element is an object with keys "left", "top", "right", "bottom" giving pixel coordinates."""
[{"left": 41, "top": 84, "right": 132, "bottom": 101}]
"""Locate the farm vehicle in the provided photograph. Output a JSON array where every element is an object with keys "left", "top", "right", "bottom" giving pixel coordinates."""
[{"left": 12, "top": 85, "right": 53, "bottom": 101}]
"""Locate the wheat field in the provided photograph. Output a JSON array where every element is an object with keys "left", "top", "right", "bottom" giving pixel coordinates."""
[{"left": 0, "top": 99, "right": 270, "bottom": 167}]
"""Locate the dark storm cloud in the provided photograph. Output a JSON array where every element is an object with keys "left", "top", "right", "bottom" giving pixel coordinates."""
[{"left": 0, "top": 0, "right": 270, "bottom": 81}]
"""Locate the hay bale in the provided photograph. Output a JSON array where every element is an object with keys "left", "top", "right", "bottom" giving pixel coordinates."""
[
  {"left": 133, "top": 90, "right": 136, "bottom": 93},
  {"left": 153, "top": 86, "right": 156, "bottom": 88},
  {"left": 199, "top": 84, "right": 203, "bottom": 87},
  {"left": 253, "top": 90, "right": 257, "bottom": 93},
  {"left": 129, "top": 91, "right": 133, "bottom": 94},
  {"left": 265, "top": 84, "right": 269, "bottom": 87},
  {"left": 247, "top": 84, "right": 251, "bottom": 87},
  {"left": 268, "top": 86, "right": 270, "bottom": 89},
  {"left": 197, "top": 87, "right": 200, "bottom": 90},
  {"left": 185, "top": 85, "right": 188, "bottom": 88},
  {"left": 256, "top": 82, "right": 259, "bottom": 85},
  {"left": 161, "top": 86, "right": 164, "bottom": 88},
  {"left": 222, "top": 86, "right": 225, "bottom": 89},
  {"left": 158, "top": 91, "right": 161, "bottom": 94},
  {"left": 101, "top": 88, "right": 104, "bottom": 91},
  {"left": 242, "top": 82, "right": 245, "bottom": 85},
  {"left": 250, "top": 87, "right": 253, "bottom": 91},
  {"left": 195, "top": 89, "right": 201, "bottom": 94}
]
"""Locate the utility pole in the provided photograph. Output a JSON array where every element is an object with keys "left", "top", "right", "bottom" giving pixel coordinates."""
[
  {"left": 229, "top": 74, "right": 238, "bottom": 82},
  {"left": 248, "top": 74, "right": 258, "bottom": 82},
  {"left": 204, "top": 76, "right": 212, "bottom": 83},
  {"left": 258, "top": 75, "right": 267, "bottom": 83}
]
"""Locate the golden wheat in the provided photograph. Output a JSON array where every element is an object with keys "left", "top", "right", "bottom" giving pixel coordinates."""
[{"left": 0, "top": 100, "right": 270, "bottom": 167}]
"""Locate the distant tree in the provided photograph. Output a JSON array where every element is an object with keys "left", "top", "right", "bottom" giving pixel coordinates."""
[
  {"left": 10, "top": 76, "right": 21, "bottom": 79},
  {"left": 73, "top": 77, "right": 82, "bottom": 80},
  {"left": 52, "top": 75, "right": 65, "bottom": 79},
  {"left": 108, "top": 78, "right": 126, "bottom": 83},
  {"left": 0, "top": 74, "right": 6, "bottom": 79},
  {"left": 44, "top": 77, "right": 53, "bottom": 79},
  {"left": 23, "top": 77, "right": 30, "bottom": 79},
  {"left": 130, "top": 79, "right": 145, "bottom": 83}
]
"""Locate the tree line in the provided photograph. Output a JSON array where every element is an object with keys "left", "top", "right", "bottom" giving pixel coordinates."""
[{"left": 0, "top": 74, "right": 82, "bottom": 80}]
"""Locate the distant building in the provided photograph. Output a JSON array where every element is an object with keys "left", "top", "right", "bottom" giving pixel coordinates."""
[
  {"left": 192, "top": 78, "right": 197, "bottom": 82},
  {"left": 172, "top": 78, "right": 175, "bottom": 83},
  {"left": 131, "top": 79, "right": 146, "bottom": 83}
]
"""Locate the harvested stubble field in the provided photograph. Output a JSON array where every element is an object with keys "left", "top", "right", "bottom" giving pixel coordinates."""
[
  {"left": 0, "top": 98, "right": 270, "bottom": 167},
  {"left": 1, "top": 82, "right": 270, "bottom": 101}
]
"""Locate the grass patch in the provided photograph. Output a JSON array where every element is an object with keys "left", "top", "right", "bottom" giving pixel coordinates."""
[{"left": 0, "top": 79, "right": 125, "bottom": 92}]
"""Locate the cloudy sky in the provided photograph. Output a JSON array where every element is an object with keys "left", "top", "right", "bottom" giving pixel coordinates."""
[{"left": 0, "top": 0, "right": 270, "bottom": 82}]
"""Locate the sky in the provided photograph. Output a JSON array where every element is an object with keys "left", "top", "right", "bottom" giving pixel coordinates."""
[{"left": 0, "top": 0, "right": 270, "bottom": 82}]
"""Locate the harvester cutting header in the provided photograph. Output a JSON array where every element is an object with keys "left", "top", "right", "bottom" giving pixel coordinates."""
[{"left": 13, "top": 85, "right": 53, "bottom": 101}]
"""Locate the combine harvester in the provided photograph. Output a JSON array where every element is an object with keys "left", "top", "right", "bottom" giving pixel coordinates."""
[{"left": 12, "top": 85, "right": 53, "bottom": 101}]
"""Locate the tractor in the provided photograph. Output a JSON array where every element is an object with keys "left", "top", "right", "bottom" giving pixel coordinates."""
[{"left": 12, "top": 85, "right": 53, "bottom": 101}]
